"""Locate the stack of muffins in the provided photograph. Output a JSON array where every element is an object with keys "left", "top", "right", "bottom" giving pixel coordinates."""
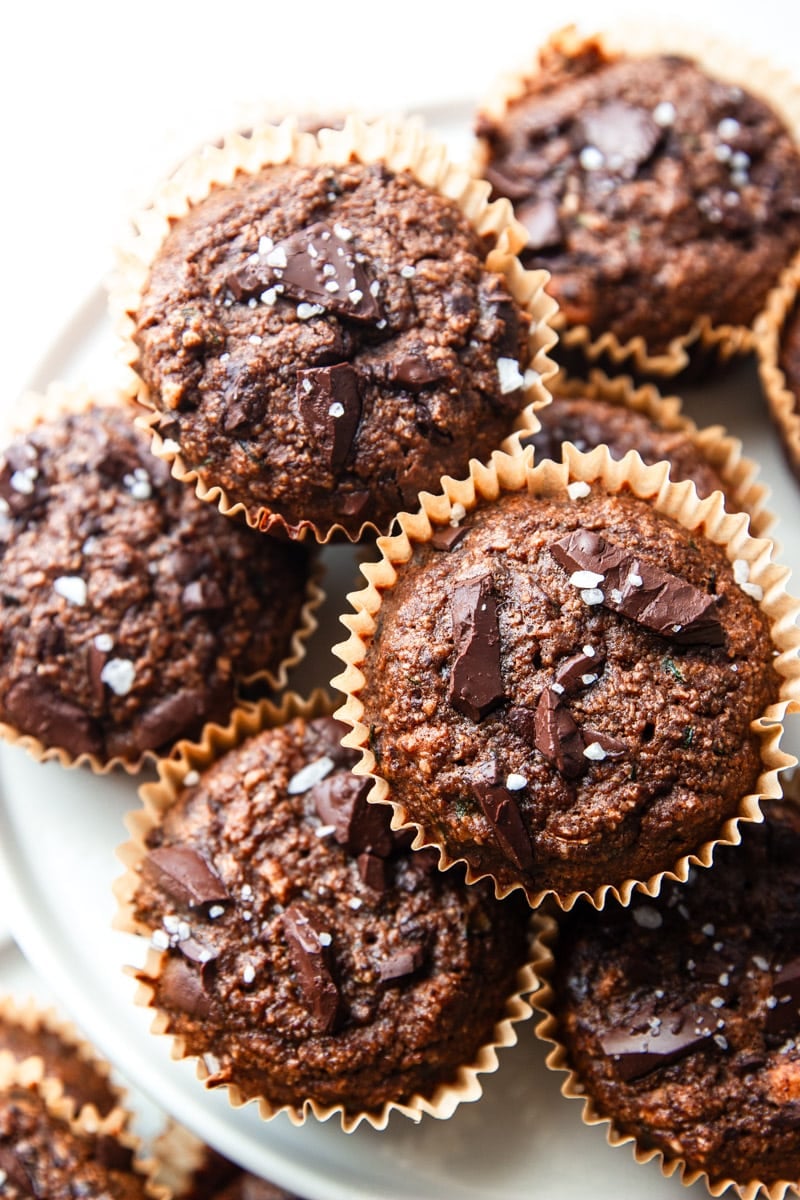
[{"left": 3, "top": 18, "right": 800, "bottom": 1200}]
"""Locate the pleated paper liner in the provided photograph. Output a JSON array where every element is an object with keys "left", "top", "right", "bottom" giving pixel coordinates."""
[
  {"left": 531, "top": 768, "right": 800, "bottom": 1200},
  {"left": 0, "top": 1054, "right": 168, "bottom": 1198},
  {"left": 113, "top": 689, "right": 538, "bottom": 1133},
  {"left": 756, "top": 251, "right": 800, "bottom": 487},
  {"left": 472, "top": 23, "right": 800, "bottom": 379},
  {"left": 544, "top": 368, "right": 775, "bottom": 538},
  {"left": 110, "top": 112, "right": 558, "bottom": 544},
  {"left": 0, "top": 382, "right": 324, "bottom": 775},
  {"left": 331, "top": 444, "right": 800, "bottom": 911}
]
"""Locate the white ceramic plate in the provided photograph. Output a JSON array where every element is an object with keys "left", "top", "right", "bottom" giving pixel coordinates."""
[{"left": 1, "top": 107, "right": 799, "bottom": 1200}]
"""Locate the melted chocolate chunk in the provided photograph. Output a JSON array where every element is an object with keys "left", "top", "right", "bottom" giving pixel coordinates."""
[
  {"left": 159, "top": 955, "right": 211, "bottom": 1019},
  {"left": 3, "top": 676, "right": 101, "bottom": 758},
  {"left": 448, "top": 572, "right": 505, "bottom": 721},
  {"left": 551, "top": 528, "right": 724, "bottom": 646},
  {"left": 577, "top": 101, "right": 662, "bottom": 172},
  {"left": 765, "top": 958, "right": 800, "bottom": 1035},
  {"left": 296, "top": 362, "right": 362, "bottom": 473},
  {"left": 534, "top": 687, "right": 585, "bottom": 778},
  {"left": 431, "top": 524, "right": 468, "bottom": 552},
  {"left": 555, "top": 646, "right": 606, "bottom": 694},
  {"left": 471, "top": 763, "right": 534, "bottom": 872},
  {"left": 357, "top": 851, "right": 388, "bottom": 893},
  {"left": 599, "top": 1006, "right": 717, "bottom": 1081},
  {"left": 389, "top": 350, "right": 447, "bottom": 388},
  {"left": 517, "top": 197, "right": 562, "bottom": 251},
  {"left": 378, "top": 943, "right": 425, "bottom": 983},
  {"left": 310, "top": 773, "right": 394, "bottom": 857},
  {"left": 143, "top": 846, "right": 229, "bottom": 908},
  {"left": 281, "top": 903, "right": 341, "bottom": 1034},
  {"left": 134, "top": 689, "right": 210, "bottom": 753}
]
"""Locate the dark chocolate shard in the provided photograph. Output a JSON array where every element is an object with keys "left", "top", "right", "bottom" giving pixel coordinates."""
[
  {"left": 281, "top": 903, "right": 341, "bottom": 1033},
  {"left": 297, "top": 361, "right": 362, "bottom": 473},
  {"left": 600, "top": 1006, "right": 717, "bottom": 1081},
  {"left": 534, "top": 687, "right": 586, "bottom": 778},
  {"left": 158, "top": 956, "right": 211, "bottom": 1019},
  {"left": 448, "top": 572, "right": 505, "bottom": 722},
  {"left": 517, "top": 197, "right": 562, "bottom": 251},
  {"left": 765, "top": 958, "right": 800, "bottom": 1035},
  {"left": 555, "top": 646, "right": 606, "bottom": 694},
  {"left": 551, "top": 528, "right": 724, "bottom": 647},
  {"left": 310, "top": 772, "right": 394, "bottom": 857},
  {"left": 378, "top": 943, "right": 425, "bottom": 983},
  {"left": 338, "top": 490, "right": 371, "bottom": 520},
  {"left": 577, "top": 101, "right": 661, "bottom": 171},
  {"left": 3, "top": 676, "right": 101, "bottom": 758},
  {"left": 0, "top": 1145, "right": 34, "bottom": 1190},
  {"left": 389, "top": 350, "right": 447, "bottom": 388},
  {"left": 581, "top": 729, "right": 626, "bottom": 759},
  {"left": 143, "top": 846, "right": 229, "bottom": 908},
  {"left": 179, "top": 937, "right": 219, "bottom": 968},
  {"left": 431, "top": 524, "right": 468, "bottom": 552},
  {"left": 471, "top": 761, "right": 534, "bottom": 872},
  {"left": 134, "top": 688, "right": 209, "bottom": 753},
  {"left": 483, "top": 275, "right": 523, "bottom": 359},
  {"left": 358, "top": 851, "right": 388, "bottom": 893}
]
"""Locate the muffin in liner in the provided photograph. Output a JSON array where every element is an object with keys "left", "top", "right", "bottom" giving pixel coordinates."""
[
  {"left": 0, "top": 383, "right": 324, "bottom": 774},
  {"left": 756, "top": 251, "right": 800, "bottom": 486},
  {"left": 528, "top": 368, "right": 774, "bottom": 537},
  {"left": 331, "top": 444, "right": 800, "bottom": 910},
  {"left": 531, "top": 771, "right": 800, "bottom": 1199},
  {"left": 112, "top": 691, "right": 537, "bottom": 1128},
  {"left": 152, "top": 1121, "right": 302, "bottom": 1200},
  {"left": 0, "top": 1052, "right": 167, "bottom": 1198},
  {"left": 110, "top": 113, "right": 558, "bottom": 543},
  {"left": 473, "top": 23, "right": 800, "bottom": 378}
]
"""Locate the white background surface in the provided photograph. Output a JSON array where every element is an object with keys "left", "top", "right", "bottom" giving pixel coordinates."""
[{"left": 2, "top": 2, "right": 800, "bottom": 1197}]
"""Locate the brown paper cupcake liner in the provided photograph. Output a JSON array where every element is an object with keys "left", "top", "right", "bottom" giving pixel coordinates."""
[
  {"left": 114, "top": 689, "right": 538, "bottom": 1132},
  {"left": 0, "top": 382, "right": 324, "bottom": 775},
  {"left": 0, "top": 1053, "right": 169, "bottom": 1198},
  {"left": 473, "top": 22, "right": 800, "bottom": 378},
  {"left": 110, "top": 113, "right": 558, "bottom": 544},
  {"left": 331, "top": 443, "right": 800, "bottom": 911},
  {"left": 546, "top": 368, "right": 775, "bottom": 538},
  {"left": 531, "top": 767, "right": 800, "bottom": 1200},
  {"left": 756, "top": 251, "right": 800, "bottom": 485}
]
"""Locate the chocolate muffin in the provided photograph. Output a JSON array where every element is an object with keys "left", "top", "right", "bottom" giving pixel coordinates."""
[
  {"left": 351, "top": 485, "right": 781, "bottom": 902},
  {"left": 125, "top": 715, "right": 533, "bottom": 1122},
  {"left": 523, "top": 393, "right": 728, "bottom": 500},
  {"left": 0, "top": 1079, "right": 150, "bottom": 1199},
  {"left": 543, "top": 799, "right": 800, "bottom": 1191},
  {"left": 774, "top": 299, "right": 800, "bottom": 483},
  {"left": 475, "top": 30, "right": 800, "bottom": 357},
  {"left": 126, "top": 124, "right": 547, "bottom": 539},
  {"left": 155, "top": 1125, "right": 302, "bottom": 1200},
  {"left": 0, "top": 402, "right": 313, "bottom": 767}
]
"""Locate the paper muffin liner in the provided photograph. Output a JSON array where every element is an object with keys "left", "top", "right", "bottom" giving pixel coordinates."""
[
  {"left": 546, "top": 368, "right": 775, "bottom": 538},
  {"left": 110, "top": 112, "right": 558, "bottom": 544},
  {"left": 531, "top": 767, "right": 800, "bottom": 1200},
  {"left": 755, "top": 251, "right": 800, "bottom": 486},
  {"left": 0, "top": 382, "right": 324, "bottom": 776},
  {"left": 114, "top": 689, "right": 538, "bottom": 1132},
  {"left": 331, "top": 443, "right": 800, "bottom": 911},
  {"left": 473, "top": 22, "right": 800, "bottom": 378},
  {"left": 0, "top": 1052, "right": 168, "bottom": 1198}
]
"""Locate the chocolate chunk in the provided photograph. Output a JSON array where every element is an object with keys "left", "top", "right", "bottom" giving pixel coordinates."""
[
  {"left": 3, "top": 676, "right": 101, "bottom": 758},
  {"left": 297, "top": 362, "right": 362, "bottom": 473},
  {"left": 483, "top": 275, "right": 524, "bottom": 359},
  {"left": 600, "top": 1006, "right": 716, "bottom": 1081},
  {"left": 389, "top": 350, "right": 447, "bottom": 388},
  {"left": 555, "top": 646, "right": 606, "bottom": 694},
  {"left": 159, "top": 955, "right": 211, "bottom": 1018},
  {"left": 182, "top": 578, "right": 227, "bottom": 611},
  {"left": 0, "top": 1145, "right": 33, "bottom": 1189},
  {"left": 134, "top": 688, "right": 211, "bottom": 753},
  {"left": 143, "top": 845, "right": 229, "bottom": 908},
  {"left": 517, "top": 197, "right": 562, "bottom": 251},
  {"left": 0, "top": 446, "right": 44, "bottom": 518},
  {"left": 225, "top": 263, "right": 266, "bottom": 301},
  {"left": 534, "top": 687, "right": 586, "bottom": 778},
  {"left": 581, "top": 729, "right": 626, "bottom": 759},
  {"left": 448, "top": 572, "right": 505, "bottom": 721},
  {"left": 338, "top": 490, "right": 371, "bottom": 520},
  {"left": 281, "top": 903, "right": 341, "bottom": 1033},
  {"left": 378, "top": 943, "right": 425, "bottom": 983},
  {"left": 310, "top": 772, "right": 394, "bottom": 857},
  {"left": 577, "top": 101, "right": 662, "bottom": 171},
  {"left": 765, "top": 958, "right": 800, "bottom": 1034},
  {"left": 358, "top": 851, "right": 388, "bottom": 892},
  {"left": 307, "top": 716, "right": 359, "bottom": 768},
  {"left": 95, "top": 1136, "right": 135, "bottom": 1171},
  {"left": 471, "top": 763, "right": 534, "bottom": 872},
  {"left": 179, "top": 937, "right": 218, "bottom": 968},
  {"left": 551, "top": 528, "right": 724, "bottom": 646},
  {"left": 87, "top": 640, "right": 108, "bottom": 708},
  {"left": 431, "top": 524, "right": 468, "bottom": 551}
]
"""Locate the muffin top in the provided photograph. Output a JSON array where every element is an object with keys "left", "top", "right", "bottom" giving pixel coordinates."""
[
  {"left": 0, "top": 404, "right": 311, "bottom": 765},
  {"left": 0, "top": 1082, "right": 148, "bottom": 1200},
  {"left": 523, "top": 393, "right": 728, "bottom": 500},
  {"left": 551, "top": 799, "right": 800, "bottom": 1188},
  {"left": 133, "top": 159, "right": 532, "bottom": 537},
  {"left": 129, "top": 716, "right": 531, "bottom": 1116},
  {"left": 358, "top": 487, "right": 779, "bottom": 900},
  {"left": 476, "top": 37, "right": 800, "bottom": 350}
]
